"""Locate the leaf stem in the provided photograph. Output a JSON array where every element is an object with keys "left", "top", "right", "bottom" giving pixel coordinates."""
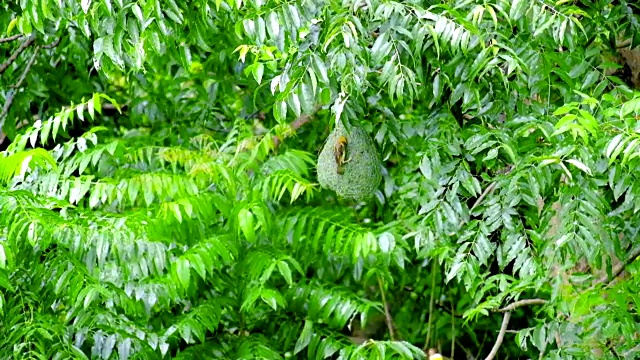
[{"left": 377, "top": 275, "right": 395, "bottom": 341}]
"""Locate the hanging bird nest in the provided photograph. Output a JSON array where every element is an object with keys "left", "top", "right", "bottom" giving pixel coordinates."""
[{"left": 317, "top": 122, "right": 382, "bottom": 201}]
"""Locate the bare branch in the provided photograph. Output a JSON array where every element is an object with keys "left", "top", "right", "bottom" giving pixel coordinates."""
[
  {"left": 0, "top": 34, "right": 24, "bottom": 44},
  {"left": 485, "top": 311, "right": 511, "bottom": 360},
  {"left": 0, "top": 33, "right": 36, "bottom": 76},
  {"left": 497, "top": 299, "right": 547, "bottom": 312},
  {"left": 0, "top": 46, "right": 40, "bottom": 129}
]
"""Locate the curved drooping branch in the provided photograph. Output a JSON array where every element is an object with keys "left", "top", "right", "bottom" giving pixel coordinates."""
[
  {"left": 485, "top": 311, "right": 511, "bottom": 360},
  {"left": 485, "top": 298, "right": 548, "bottom": 360}
]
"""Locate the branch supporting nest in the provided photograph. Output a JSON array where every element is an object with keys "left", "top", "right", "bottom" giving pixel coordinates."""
[{"left": 271, "top": 105, "right": 321, "bottom": 149}]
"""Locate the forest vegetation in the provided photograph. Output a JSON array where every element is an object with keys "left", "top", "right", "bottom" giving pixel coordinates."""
[{"left": 1, "top": 0, "right": 640, "bottom": 359}]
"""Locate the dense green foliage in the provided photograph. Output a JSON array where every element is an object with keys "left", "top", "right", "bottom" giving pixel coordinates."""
[{"left": 1, "top": 0, "right": 640, "bottom": 359}]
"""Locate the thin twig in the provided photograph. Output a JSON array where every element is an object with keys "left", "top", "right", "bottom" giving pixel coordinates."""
[
  {"left": 0, "top": 34, "right": 24, "bottom": 44},
  {"left": 0, "top": 33, "right": 36, "bottom": 75},
  {"left": 42, "top": 37, "right": 62, "bottom": 49},
  {"left": 475, "top": 334, "right": 488, "bottom": 360},
  {"left": 424, "top": 260, "right": 437, "bottom": 351},
  {"left": 469, "top": 166, "right": 514, "bottom": 213},
  {"left": 497, "top": 299, "right": 548, "bottom": 313},
  {"left": 450, "top": 301, "right": 455, "bottom": 360},
  {"left": 485, "top": 311, "right": 511, "bottom": 360},
  {"left": 471, "top": 182, "right": 497, "bottom": 212},
  {"left": 14, "top": 47, "right": 39, "bottom": 86},
  {"left": 455, "top": 338, "right": 474, "bottom": 360},
  {"left": 272, "top": 105, "right": 321, "bottom": 148},
  {"left": 377, "top": 276, "right": 395, "bottom": 341},
  {"left": 593, "top": 246, "right": 640, "bottom": 288},
  {"left": 0, "top": 46, "right": 40, "bottom": 129}
]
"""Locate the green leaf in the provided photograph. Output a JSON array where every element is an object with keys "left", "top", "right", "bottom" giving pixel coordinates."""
[
  {"left": 253, "top": 62, "right": 265, "bottom": 84},
  {"left": 81, "top": 0, "right": 92, "bottom": 13},
  {"left": 274, "top": 100, "right": 288, "bottom": 123},
  {"left": 0, "top": 271, "right": 14, "bottom": 292},
  {"left": 294, "top": 320, "right": 314, "bottom": 354},
  {"left": 238, "top": 208, "right": 256, "bottom": 242},
  {"left": 276, "top": 260, "right": 293, "bottom": 286},
  {"left": 83, "top": 287, "right": 99, "bottom": 309},
  {"left": 433, "top": 73, "right": 442, "bottom": 101},
  {"left": 288, "top": 93, "right": 301, "bottom": 118},
  {"left": 132, "top": 4, "right": 144, "bottom": 24},
  {"left": 267, "top": 12, "right": 280, "bottom": 38},
  {"left": 176, "top": 258, "right": 191, "bottom": 290},
  {"left": 566, "top": 159, "right": 592, "bottom": 175}
]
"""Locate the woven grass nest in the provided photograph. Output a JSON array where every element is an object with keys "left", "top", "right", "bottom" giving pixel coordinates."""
[{"left": 317, "top": 122, "right": 382, "bottom": 201}]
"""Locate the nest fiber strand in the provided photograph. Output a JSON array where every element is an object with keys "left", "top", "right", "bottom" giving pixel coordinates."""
[{"left": 317, "top": 123, "right": 382, "bottom": 200}]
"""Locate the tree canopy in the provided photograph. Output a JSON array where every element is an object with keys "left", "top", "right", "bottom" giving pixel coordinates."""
[{"left": 1, "top": 0, "right": 640, "bottom": 359}]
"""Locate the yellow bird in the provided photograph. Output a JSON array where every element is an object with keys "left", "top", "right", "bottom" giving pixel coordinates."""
[
  {"left": 428, "top": 349, "right": 445, "bottom": 360},
  {"left": 334, "top": 135, "right": 350, "bottom": 174}
]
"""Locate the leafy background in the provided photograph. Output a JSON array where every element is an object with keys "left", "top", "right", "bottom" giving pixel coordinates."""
[{"left": 1, "top": 0, "right": 640, "bottom": 359}]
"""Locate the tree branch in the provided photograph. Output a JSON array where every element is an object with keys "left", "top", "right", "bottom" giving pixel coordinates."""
[
  {"left": 0, "top": 46, "right": 40, "bottom": 130},
  {"left": 485, "top": 311, "right": 511, "bottom": 360},
  {"left": 42, "top": 36, "right": 62, "bottom": 49},
  {"left": 483, "top": 298, "right": 547, "bottom": 360},
  {"left": 272, "top": 106, "right": 320, "bottom": 148},
  {"left": 0, "top": 34, "right": 24, "bottom": 44},
  {"left": 0, "top": 33, "right": 36, "bottom": 76},
  {"left": 497, "top": 299, "right": 547, "bottom": 313},
  {"left": 592, "top": 246, "right": 640, "bottom": 288}
]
